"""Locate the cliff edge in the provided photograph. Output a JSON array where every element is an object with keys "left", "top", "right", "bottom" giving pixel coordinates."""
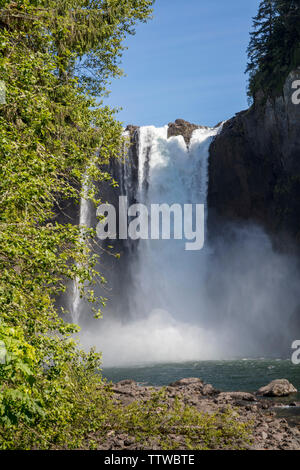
[{"left": 208, "top": 69, "right": 300, "bottom": 246}]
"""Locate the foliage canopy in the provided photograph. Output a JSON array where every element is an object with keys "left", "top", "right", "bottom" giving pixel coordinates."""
[
  {"left": 0, "top": 0, "right": 154, "bottom": 448},
  {"left": 246, "top": 0, "right": 300, "bottom": 99}
]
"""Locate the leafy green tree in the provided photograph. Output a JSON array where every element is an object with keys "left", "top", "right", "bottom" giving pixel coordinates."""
[{"left": 0, "top": 0, "right": 153, "bottom": 448}]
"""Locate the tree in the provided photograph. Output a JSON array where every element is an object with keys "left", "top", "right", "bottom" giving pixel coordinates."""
[
  {"left": 246, "top": 0, "right": 300, "bottom": 99},
  {"left": 0, "top": 0, "right": 153, "bottom": 448},
  {"left": 246, "top": 0, "right": 278, "bottom": 98},
  {"left": 274, "top": 0, "right": 300, "bottom": 72}
]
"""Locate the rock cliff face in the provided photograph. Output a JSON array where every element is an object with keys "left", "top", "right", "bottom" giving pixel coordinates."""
[{"left": 208, "top": 69, "right": 300, "bottom": 246}]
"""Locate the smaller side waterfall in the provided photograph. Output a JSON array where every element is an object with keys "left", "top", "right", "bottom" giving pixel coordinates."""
[{"left": 72, "top": 178, "right": 90, "bottom": 324}]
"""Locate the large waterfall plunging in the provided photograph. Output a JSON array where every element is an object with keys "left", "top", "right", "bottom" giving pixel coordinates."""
[
  {"left": 77, "top": 123, "right": 300, "bottom": 367},
  {"left": 79, "top": 125, "right": 224, "bottom": 364},
  {"left": 124, "top": 125, "right": 219, "bottom": 323}
]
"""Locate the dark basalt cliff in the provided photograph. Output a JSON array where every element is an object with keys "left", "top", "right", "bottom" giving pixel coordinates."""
[{"left": 208, "top": 69, "right": 300, "bottom": 246}]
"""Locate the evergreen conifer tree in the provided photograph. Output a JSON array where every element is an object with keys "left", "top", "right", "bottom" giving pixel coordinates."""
[
  {"left": 246, "top": 0, "right": 300, "bottom": 99},
  {"left": 246, "top": 0, "right": 278, "bottom": 98}
]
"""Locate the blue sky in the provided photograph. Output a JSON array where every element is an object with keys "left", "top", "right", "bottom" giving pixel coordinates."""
[{"left": 105, "top": 0, "right": 261, "bottom": 127}]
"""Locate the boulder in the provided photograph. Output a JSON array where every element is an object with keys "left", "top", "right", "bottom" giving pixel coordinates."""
[
  {"left": 257, "top": 379, "right": 297, "bottom": 397},
  {"left": 168, "top": 378, "right": 217, "bottom": 396},
  {"left": 202, "top": 384, "right": 216, "bottom": 396},
  {"left": 169, "top": 377, "right": 203, "bottom": 387},
  {"left": 117, "top": 379, "right": 137, "bottom": 386},
  {"left": 167, "top": 119, "right": 206, "bottom": 146}
]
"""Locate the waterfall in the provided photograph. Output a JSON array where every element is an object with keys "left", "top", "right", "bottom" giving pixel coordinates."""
[
  {"left": 72, "top": 177, "right": 90, "bottom": 324},
  {"left": 126, "top": 125, "right": 220, "bottom": 323},
  {"left": 77, "top": 123, "right": 300, "bottom": 365},
  {"left": 79, "top": 124, "right": 226, "bottom": 365}
]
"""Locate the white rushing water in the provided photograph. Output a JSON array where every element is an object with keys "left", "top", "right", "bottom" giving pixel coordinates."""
[
  {"left": 79, "top": 124, "right": 300, "bottom": 366},
  {"left": 72, "top": 178, "right": 90, "bottom": 324},
  {"left": 129, "top": 125, "right": 220, "bottom": 323},
  {"left": 81, "top": 125, "right": 225, "bottom": 365}
]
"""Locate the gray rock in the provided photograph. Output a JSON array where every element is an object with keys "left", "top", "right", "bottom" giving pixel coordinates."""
[
  {"left": 257, "top": 379, "right": 297, "bottom": 397},
  {"left": 167, "top": 119, "right": 208, "bottom": 146},
  {"left": 202, "top": 384, "right": 216, "bottom": 396},
  {"left": 117, "top": 379, "right": 136, "bottom": 386},
  {"left": 169, "top": 377, "right": 203, "bottom": 387},
  {"left": 218, "top": 391, "right": 257, "bottom": 402}
]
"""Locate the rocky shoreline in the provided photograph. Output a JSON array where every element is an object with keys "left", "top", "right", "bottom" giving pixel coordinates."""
[{"left": 96, "top": 378, "right": 300, "bottom": 451}]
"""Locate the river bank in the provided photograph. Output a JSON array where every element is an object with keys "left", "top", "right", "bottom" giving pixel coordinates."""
[{"left": 91, "top": 377, "right": 300, "bottom": 450}]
